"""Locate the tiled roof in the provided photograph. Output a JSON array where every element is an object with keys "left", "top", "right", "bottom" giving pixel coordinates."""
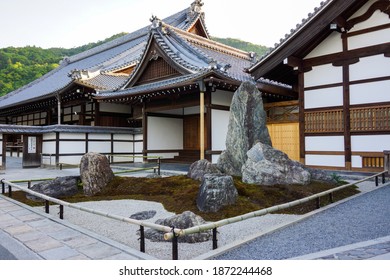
[
  {"left": 0, "top": 124, "right": 141, "bottom": 134},
  {"left": 250, "top": 0, "right": 333, "bottom": 70},
  {"left": 0, "top": 5, "right": 199, "bottom": 110}
]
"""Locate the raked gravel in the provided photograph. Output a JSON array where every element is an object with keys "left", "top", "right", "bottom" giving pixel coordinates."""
[{"left": 32, "top": 180, "right": 379, "bottom": 260}]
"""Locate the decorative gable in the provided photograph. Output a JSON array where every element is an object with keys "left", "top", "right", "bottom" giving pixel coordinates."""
[
  {"left": 188, "top": 20, "right": 208, "bottom": 38},
  {"left": 134, "top": 55, "right": 180, "bottom": 86}
]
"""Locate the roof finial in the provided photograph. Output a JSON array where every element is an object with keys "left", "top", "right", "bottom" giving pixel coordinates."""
[
  {"left": 150, "top": 15, "right": 162, "bottom": 29},
  {"left": 191, "top": 0, "right": 204, "bottom": 14}
]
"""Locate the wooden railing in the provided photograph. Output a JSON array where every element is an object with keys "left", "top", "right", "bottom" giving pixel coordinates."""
[{"left": 350, "top": 105, "right": 390, "bottom": 132}]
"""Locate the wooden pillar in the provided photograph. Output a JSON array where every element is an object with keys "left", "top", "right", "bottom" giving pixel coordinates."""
[
  {"left": 142, "top": 102, "right": 148, "bottom": 160},
  {"left": 206, "top": 90, "right": 212, "bottom": 162},
  {"left": 200, "top": 91, "right": 205, "bottom": 160},
  {"left": 56, "top": 95, "right": 61, "bottom": 125},
  {"left": 342, "top": 33, "right": 352, "bottom": 170},
  {"left": 94, "top": 101, "right": 100, "bottom": 126},
  {"left": 298, "top": 71, "right": 306, "bottom": 165}
]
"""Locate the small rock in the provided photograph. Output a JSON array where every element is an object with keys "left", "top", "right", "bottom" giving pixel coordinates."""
[
  {"left": 26, "top": 176, "right": 80, "bottom": 201},
  {"left": 130, "top": 210, "right": 157, "bottom": 220},
  {"left": 187, "top": 159, "right": 222, "bottom": 181},
  {"left": 144, "top": 211, "right": 211, "bottom": 243},
  {"left": 197, "top": 174, "right": 237, "bottom": 212}
]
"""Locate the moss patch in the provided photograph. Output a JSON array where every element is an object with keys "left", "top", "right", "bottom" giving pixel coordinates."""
[{"left": 10, "top": 175, "right": 359, "bottom": 221}]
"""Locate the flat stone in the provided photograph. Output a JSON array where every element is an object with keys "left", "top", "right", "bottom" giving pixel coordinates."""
[
  {"left": 77, "top": 242, "right": 122, "bottom": 259},
  {"left": 39, "top": 246, "right": 80, "bottom": 260}
]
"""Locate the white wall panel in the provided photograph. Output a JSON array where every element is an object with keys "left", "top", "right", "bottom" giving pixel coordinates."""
[
  {"left": 59, "top": 142, "right": 86, "bottom": 154},
  {"left": 89, "top": 134, "right": 111, "bottom": 140},
  {"left": 305, "top": 32, "right": 342, "bottom": 59},
  {"left": 42, "top": 142, "right": 56, "bottom": 154},
  {"left": 305, "top": 136, "right": 345, "bottom": 152},
  {"left": 350, "top": 55, "right": 390, "bottom": 81},
  {"left": 350, "top": 3, "right": 390, "bottom": 32},
  {"left": 305, "top": 154, "right": 345, "bottom": 167},
  {"left": 304, "top": 86, "right": 343, "bottom": 109},
  {"left": 351, "top": 135, "right": 390, "bottom": 152},
  {"left": 60, "top": 133, "right": 85, "bottom": 140},
  {"left": 114, "top": 142, "right": 132, "bottom": 153},
  {"left": 304, "top": 64, "right": 342, "bottom": 88},
  {"left": 350, "top": 80, "right": 390, "bottom": 105},
  {"left": 352, "top": 155, "right": 363, "bottom": 168},
  {"left": 88, "top": 142, "right": 111, "bottom": 153},
  {"left": 147, "top": 116, "right": 183, "bottom": 150},
  {"left": 348, "top": 29, "right": 390, "bottom": 50},
  {"left": 212, "top": 109, "right": 229, "bottom": 151}
]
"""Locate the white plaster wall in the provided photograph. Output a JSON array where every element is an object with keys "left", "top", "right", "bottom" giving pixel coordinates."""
[
  {"left": 59, "top": 156, "right": 81, "bottom": 165},
  {"left": 350, "top": 55, "right": 390, "bottom": 81},
  {"left": 59, "top": 142, "right": 86, "bottom": 154},
  {"left": 352, "top": 155, "right": 363, "bottom": 169},
  {"left": 350, "top": 80, "right": 390, "bottom": 105},
  {"left": 212, "top": 90, "right": 234, "bottom": 106},
  {"left": 305, "top": 154, "right": 345, "bottom": 167},
  {"left": 113, "top": 134, "right": 133, "bottom": 141},
  {"left": 305, "top": 32, "right": 343, "bottom": 59},
  {"left": 305, "top": 136, "right": 345, "bottom": 152},
  {"left": 114, "top": 142, "right": 132, "bottom": 153},
  {"left": 60, "top": 133, "right": 86, "bottom": 140},
  {"left": 348, "top": 29, "right": 390, "bottom": 50},
  {"left": 42, "top": 141, "right": 56, "bottom": 154},
  {"left": 89, "top": 133, "right": 111, "bottom": 140},
  {"left": 147, "top": 116, "right": 183, "bottom": 150},
  {"left": 212, "top": 109, "right": 229, "bottom": 151},
  {"left": 351, "top": 135, "right": 390, "bottom": 152},
  {"left": 212, "top": 154, "right": 220, "bottom": 164},
  {"left": 304, "top": 64, "right": 342, "bottom": 88},
  {"left": 43, "top": 133, "right": 56, "bottom": 141},
  {"left": 304, "top": 86, "right": 343, "bottom": 109},
  {"left": 88, "top": 142, "right": 111, "bottom": 153}
]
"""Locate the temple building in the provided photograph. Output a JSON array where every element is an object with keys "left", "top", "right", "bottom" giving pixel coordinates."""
[
  {"left": 249, "top": 0, "right": 390, "bottom": 172},
  {"left": 1, "top": 0, "right": 389, "bottom": 173},
  {"left": 0, "top": 1, "right": 293, "bottom": 169}
]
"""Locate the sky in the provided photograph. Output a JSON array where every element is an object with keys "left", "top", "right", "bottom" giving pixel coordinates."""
[{"left": 0, "top": 0, "right": 321, "bottom": 49}]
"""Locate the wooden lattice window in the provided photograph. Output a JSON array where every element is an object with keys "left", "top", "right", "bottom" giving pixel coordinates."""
[
  {"left": 350, "top": 106, "right": 390, "bottom": 132},
  {"left": 305, "top": 109, "right": 344, "bottom": 133}
]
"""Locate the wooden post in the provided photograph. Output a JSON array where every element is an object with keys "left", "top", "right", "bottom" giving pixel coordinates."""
[
  {"left": 140, "top": 226, "right": 145, "bottom": 253},
  {"left": 212, "top": 228, "right": 218, "bottom": 250},
  {"left": 59, "top": 205, "right": 64, "bottom": 220},
  {"left": 200, "top": 91, "right": 205, "bottom": 160}
]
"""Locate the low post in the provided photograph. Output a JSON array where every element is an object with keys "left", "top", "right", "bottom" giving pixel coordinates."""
[
  {"left": 329, "top": 193, "right": 334, "bottom": 204},
  {"left": 59, "top": 205, "right": 64, "bottom": 220},
  {"left": 45, "top": 200, "right": 50, "bottom": 214},
  {"left": 157, "top": 157, "right": 161, "bottom": 176},
  {"left": 375, "top": 176, "right": 379, "bottom": 187},
  {"left": 139, "top": 226, "right": 145, "bottom": 253},
  {"left": 212, "top": 228, "right": 218, "bottom": 250},
  {"left": 316, "top": 197, "right": 321, "bottom": 209},
  {"left": 1, "top": 180, "right": 5, "bottom": 194},
  {"left": 382, "top": 173, "right": 386, "bottom": 184},
  {"left": 171, "top": 227, "right": 178, "bottom": 260},
  {"left": 8, "top": 185, "right": 12, "bottom": 198}
]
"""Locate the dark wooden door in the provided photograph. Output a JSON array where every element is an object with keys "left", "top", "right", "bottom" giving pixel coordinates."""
[
  {"left": 183, "top": 115, "right": 207, "bottom": 150},
  {"left": 22, "top": 134, "right": 42, "bottom": 168}
]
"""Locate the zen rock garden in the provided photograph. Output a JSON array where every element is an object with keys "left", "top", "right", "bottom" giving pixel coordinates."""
[{"left": 27, "top": 81, "right": 335, "bottom": 244}]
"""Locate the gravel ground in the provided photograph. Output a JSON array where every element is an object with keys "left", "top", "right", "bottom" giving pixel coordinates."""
[
  {"left": 54, "top": 200, "right": 301, "bottom": 260},
  {"left": 30, "top": 178, "right": 385, "bottom": 260},
  {"left": 213, "top": 183, "right": 390, "bottom": 260}
]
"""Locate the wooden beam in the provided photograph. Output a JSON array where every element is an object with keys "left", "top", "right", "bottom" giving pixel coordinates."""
[{"left": 200, "top": 91, "right": 205, "bottom": 160}]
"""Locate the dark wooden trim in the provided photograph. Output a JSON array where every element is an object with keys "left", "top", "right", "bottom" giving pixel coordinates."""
[
  {"left": 206, "top": 89, "right": 212, "bottom": 162},
  {"left": 305, "top": 165, "right": 347, "bottom": 171},
  {"left": 298, "top": 71, "right": 305, "bottom": 164},
  {"left": 206, "top": 150, "right": 223, "bottom": 155},
  {"left": 142, "top": 103, "right": 147, "bottom": 159},
  {"left": 342, "top": 34, "right": 352, "bottom": 170},
  {"left": 111, "top": 133, "right": 114, "bottom": 156},
  {"left": 209, "top": 104, "right": 230, "bottom": 111},
  {"left": 303, "top": 42, "right": 390, "bottom": 68},
  {"left": 347, "top": 23, "right": 390, "bottom": 38},
  {"left": 305, "top": 132, "right": 344, "bottom": 137},
  {"left": 55, "top": 132, "right": 60, "bottom": 165},
  {"left": 304, "top": 106, "right": 344, "bottom": 113},
  {"left": 351, "top": 130, "right": 390, "bottom": 136},
  {"left": 304, "top": 82, "right": 343, "bottom": 91},
  {"left": 346, "top": 1, "right": 390, "bottom": 30},
  {"left": 85, "top": 133, "right": 89, "bottom": 153},
  {"left": 349, "top": 101, "right": 390, "bottom": 108},
  {"left": 305, "top": 151, "right": 345, "bottom": 156},
  {"left": 332, "top": 57, "right": 360, "bottom": 67},
  {"left": 1, "top": 134, "right": 6, "bottom": 169},
  {"left": 147, "top": 112, "right": 184, "bottom": 119},
  {"left": 349, "top": 75, "right": 390, "bottom": 86}
]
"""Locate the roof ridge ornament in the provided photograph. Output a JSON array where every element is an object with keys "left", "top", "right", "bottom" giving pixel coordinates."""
[
  {"left": 191, "top": 0, "right": 204, "bottom": 14},
  {"left": 150, "top": 15, "right": 162, "bottom": 29}
]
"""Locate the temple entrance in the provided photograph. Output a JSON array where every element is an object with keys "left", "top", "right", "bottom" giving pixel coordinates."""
[{"left": 2, "top": 134, "right": 42, "bottom": 169}]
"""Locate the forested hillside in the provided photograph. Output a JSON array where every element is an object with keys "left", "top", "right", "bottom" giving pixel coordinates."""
[{"left": 0, "top": 35, "right": 268, "bottom": 97}]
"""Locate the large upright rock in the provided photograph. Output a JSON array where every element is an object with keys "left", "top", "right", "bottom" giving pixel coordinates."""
[
  {"left": 242, "top": 142, "right": 311, "bottom": 186},
  {"left": 217, "top": 81, "right": 272, "bottom": 176},
  {"left": 80, "top": 152, "right": 114, "bottom": 196}
]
